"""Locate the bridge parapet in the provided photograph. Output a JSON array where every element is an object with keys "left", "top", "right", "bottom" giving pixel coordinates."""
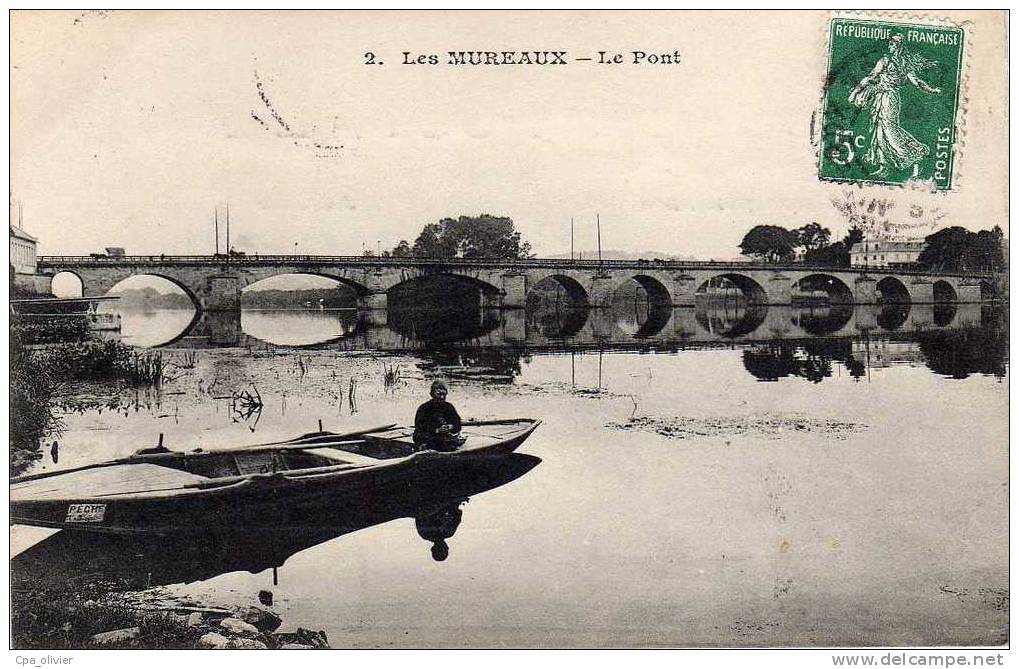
[
  {"left": 35, "top": 255, "right": 997, "bottom": 311},
  {"left": 36, "top": 255, "right": 991, "bottom": 280}
]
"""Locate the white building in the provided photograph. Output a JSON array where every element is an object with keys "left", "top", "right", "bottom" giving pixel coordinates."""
[
  {"left": 849, "top": 239, "right": 925, "bottom": 268},
  {"left": 10, "top": 224, "right": 38, "bottom": 274}
]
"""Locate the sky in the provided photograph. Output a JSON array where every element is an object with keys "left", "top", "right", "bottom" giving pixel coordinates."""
[{"left": 10, "top": 10, "right": 1008, "bottom": 262}]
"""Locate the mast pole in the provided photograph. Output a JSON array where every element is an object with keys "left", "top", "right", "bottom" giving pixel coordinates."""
[
  {"left": 597, "top": 213, "right": 602, "bottom": 265},
  {"left": 570, "top": 217, "right": 574, "bottom": 261},
  {"left": 214, "top": 208, "right": 219, "bottom": 255},
  {"left": 226, "top": 203, "right": 230, "bottom": 254}
]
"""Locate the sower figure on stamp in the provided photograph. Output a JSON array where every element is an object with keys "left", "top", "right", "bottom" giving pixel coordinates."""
[
  {"left": 413, "top": 380, "right": 465, "bottom": 451},
  {"left": 848, "top": 34, "right": 941, "bottom": 177}
]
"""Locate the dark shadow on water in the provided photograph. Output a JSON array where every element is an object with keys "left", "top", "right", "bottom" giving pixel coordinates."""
[
  {"left": 932, "top": 303, "right": 958, "bottom": 328},
  {"left": 387, "top": 306, "right": 501, "bottom": 345},
  {"left": 876, "top": 304, "right": 911, "bottom": 331},
  {"left": 791, "top": 304, "right": 854, "bottom": 336},
  {"left": 417, "top": 348, "right": 526, "bottom": 382},
  {"left": 742, "top": 339, "right": 853, "bottom": 384},
  {"left": 914, "top": 306, "right": 1009, "bottom": 380},
  {"left": 11, "top": 454, "right": 542, "bottom": 591},
  {"left": 526, "top": 305, "right": 589, "bottom": 339},
  {"left": 696, "top": 301, "right": 768, "bottom": 338}
]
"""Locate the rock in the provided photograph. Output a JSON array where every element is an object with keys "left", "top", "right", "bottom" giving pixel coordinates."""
[
  {"left": 197, "top": 632, "right": 231, "bottom": 649},
  {"left": 242, "top": 607, "right": 282, "bottom": 633},
  {"left": 186, "top": 612, "right": 204, "bottom": 627},
  {"left": 279, "top": 643, "right": 315, "bottom": 650},
  {"left": 227, "top": 638, "right": 268, "bottom": 650},
  {"left": 91, "top": 627, "right": 141, "bottom": 645},
  {"left": 258, "top": 590, "right": 273, "bottom": 606},
  {"left": 219, "top": 617, "right": 260, "bottom": 636},
  {"left": 274, "top": 628, "right": 329, "bottom": 649}
]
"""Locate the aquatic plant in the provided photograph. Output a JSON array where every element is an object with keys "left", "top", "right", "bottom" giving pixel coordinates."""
[
  {"left": 382, "top": 362, "right": 404, "bottom": 389},
  {"left": 174, "top": 350, "right": 199, "bottom": 369},
  {"left": 9, "top": 335, "right": 60, "bottom": 474},
  {"left": 231, "top": 385, "right": 264, "bottom": 430},
  {"left": 36, "top": 341, "right": 165, "bottom": 386}
]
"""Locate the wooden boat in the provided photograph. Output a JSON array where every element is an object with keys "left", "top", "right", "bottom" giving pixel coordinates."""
[
  {"left": 10, "top": 419, "right": 540, "bottom": 535},
  {"left": 13, "top": 453, "right": 542, "bottom": 588}
]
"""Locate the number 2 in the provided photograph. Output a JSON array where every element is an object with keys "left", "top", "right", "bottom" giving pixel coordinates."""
[{"left": 364, "top": 52, "right": 377, "bottom": 65}]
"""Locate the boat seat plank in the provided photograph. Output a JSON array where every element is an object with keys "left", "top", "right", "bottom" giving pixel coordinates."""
[
  {"left": 302, "top": 448, "right": 386, "bottom": 466},
  {"left": 10, "top": 464, "right": 210, "bottom": 501}
]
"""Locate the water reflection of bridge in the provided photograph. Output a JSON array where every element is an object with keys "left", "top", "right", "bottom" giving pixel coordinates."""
[{"left": 169, "top": 302, "right": 988, "bottom": 351}]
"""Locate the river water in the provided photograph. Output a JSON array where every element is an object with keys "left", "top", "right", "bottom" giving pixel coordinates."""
[{"left": 11, "top": 303, "right": 1009, "bottom": 647}]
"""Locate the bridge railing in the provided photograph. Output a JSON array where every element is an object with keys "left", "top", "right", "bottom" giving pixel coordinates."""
[{"left": 35, "top": 255, "right": 992, "bottom": 278}]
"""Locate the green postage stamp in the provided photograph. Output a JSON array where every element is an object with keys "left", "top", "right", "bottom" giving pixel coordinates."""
[{"left": 819, "top": 18, "right": 964, "bottom": 190}]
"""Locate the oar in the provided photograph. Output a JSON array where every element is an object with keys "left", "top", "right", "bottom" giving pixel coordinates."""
[{"left": 252, "top": 423, "right": 398, "bottom": 447}]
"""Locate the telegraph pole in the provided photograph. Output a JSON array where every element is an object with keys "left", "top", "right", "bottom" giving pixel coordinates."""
[
  {"left": 225, "top": 203, "right": 230, "bottom": 253},
  {"left": 597, "top": 213, "right": 602, "bottom": 265},
  {"left": 214, "top": 208, "right": 219, "bottom": 255},
  {"left": 570, "top": 217, "right": 574, "bottom": 261}
]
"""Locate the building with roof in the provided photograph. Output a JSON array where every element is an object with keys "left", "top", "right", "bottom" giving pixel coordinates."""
[
  {"left": 849, "top": 239, "right": 925, "bottom": 268},
  {"left": 10, "top": 224, "right": 38, "bottom": 274}
]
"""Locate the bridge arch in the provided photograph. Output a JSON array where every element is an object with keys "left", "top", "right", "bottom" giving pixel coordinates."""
[
  {"left": 388, "top": 273, "right": 503, "bottom": 312},
  {"left": 49, "top": 271, "right": 84, "bottom": 298},
  {"left": 932, "top": 280, "right": 958, "bottom": 303},
  {"left": 610, "top": 274, "right": 673, "bottom": 338},
  {"left": 630, "top": 275, "right": 673, "bottom": 307},
  {"left": 243, "top": 271, "right": 371, "bottom": 297},
  {"left": 526, "top": 274, "right": 590, "bottom": 308},
  {"left": 696, "top": 273, "right": 768, "bottom": 304},
  {"left": 876, "top": 277, "right": 911, "bottom": 304},
  {"left": 105, "top": 273, "right": 202, "bottom": 310},
  {"left": 791, "top": 273, "right": 853, "bottom": 304},
  {"left": 240, "top": 273, "right": 363, "bottom": 309}
]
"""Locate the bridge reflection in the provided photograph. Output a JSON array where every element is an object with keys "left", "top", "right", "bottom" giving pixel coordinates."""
[{"left": 165, "top": 302, "right": 993, "bottom": 352}]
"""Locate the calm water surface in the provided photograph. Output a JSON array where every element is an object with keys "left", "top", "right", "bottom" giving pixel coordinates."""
[{"left": 11, "top": 303, "right": 1009, "bottom": 647}]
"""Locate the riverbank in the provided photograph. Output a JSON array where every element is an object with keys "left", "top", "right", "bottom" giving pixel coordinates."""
[
  {"left": 11, "top": 579, "right": 328, "bottom": 649},
  {"left": 9, "top": 330, "right": 166, "bottom": 474}
]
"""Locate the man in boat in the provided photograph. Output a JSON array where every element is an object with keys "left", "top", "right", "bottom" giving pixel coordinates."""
[{"left": 413, "top": 380, "right": 464, "bottom": 452}]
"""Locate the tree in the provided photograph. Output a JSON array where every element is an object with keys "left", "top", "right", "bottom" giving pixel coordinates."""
[
  {"left": 917, "top": 227, "right": 976, "bottom": 271},
  {"left": 843, "top": 226, "right": 864, "bottom": 250},
  {"left": 391, "top": 240, "right": 413, "bottom": 258},
  {"left": 795, "top": 222, "right": 831, "bottom": 252},
  {"left": 739, "top": 225, "right": 797, "bottom": 262},
  {"left": 965, "top": 226, "right": 1005, "bottom": 271},
  {"left": 804, "top": 241, "right": 849, "bottom": 266},
  {"left": 406, "top": 215, "right": 532, "bottom": 259}
]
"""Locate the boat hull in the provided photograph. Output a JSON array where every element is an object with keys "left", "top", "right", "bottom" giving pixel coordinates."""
[{"left": 10, "top": 421, "right": 540, "bottom": 535}]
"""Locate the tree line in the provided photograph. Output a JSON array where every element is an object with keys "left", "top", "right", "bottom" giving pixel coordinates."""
[{"left": 738, "top": 223, "right": 1005, "bottom": 272}]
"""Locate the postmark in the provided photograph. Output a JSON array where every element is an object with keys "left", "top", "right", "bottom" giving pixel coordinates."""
[{"left": 819, "top": 18, "right": 964, "bottom": 190}]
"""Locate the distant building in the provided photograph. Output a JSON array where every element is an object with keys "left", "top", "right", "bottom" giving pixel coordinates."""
[
  {"left": 849, "top": 239, "right": 925, "bottom": 268},
  {"left": 10, "top": 224, "right": 38, "bottom": 274}
]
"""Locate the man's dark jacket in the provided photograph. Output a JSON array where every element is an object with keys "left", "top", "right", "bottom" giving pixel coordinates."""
[{"left": 413, "top": 398, "right": 462, "bottom": 446}]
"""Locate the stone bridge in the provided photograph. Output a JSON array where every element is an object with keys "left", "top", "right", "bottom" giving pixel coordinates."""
[{"left": 37, "top": 255, "right": 997, "bottom": 311}]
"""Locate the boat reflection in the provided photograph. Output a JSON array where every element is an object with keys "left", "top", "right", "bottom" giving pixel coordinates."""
[{"left": 10, "top": 453, "right": 541, "bottom": 591}]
